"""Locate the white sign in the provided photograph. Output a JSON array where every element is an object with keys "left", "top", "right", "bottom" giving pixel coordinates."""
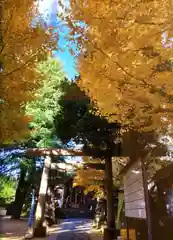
[{"left": 124, "top": 161, "right": 146, "bottom": 219}]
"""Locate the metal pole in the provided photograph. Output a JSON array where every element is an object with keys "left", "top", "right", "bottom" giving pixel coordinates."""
[
  {"left": 141, "top": 159, "right": 152, "bottom": 240},
  {"left": 105, "top": 155, "right": 115, "bottom": 230},
  {"left": 27, "top": 189, "right": 35, "bottom": 228},
  {"left": 126, "top": 217, "right": 130, "bottom": 240}
]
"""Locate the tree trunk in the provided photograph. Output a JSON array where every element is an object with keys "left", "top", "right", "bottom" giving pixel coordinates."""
[
  {"left": 70, "top": 188, "right": 73, "bottom": 206},
  {"left": 11, "top": 167, "right": 27, "bottom": 219},
  {"left": 104, "top": 156, "right": 115, "bottom": 229}
]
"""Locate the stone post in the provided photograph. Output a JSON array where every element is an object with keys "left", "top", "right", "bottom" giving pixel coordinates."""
[{"left": 33, "top": 155, "right": 51, "bottom": 237}]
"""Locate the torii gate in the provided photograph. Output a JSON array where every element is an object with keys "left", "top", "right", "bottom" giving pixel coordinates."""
[
  {"left": 24, "top": 148, "right": 86, "bottom": 237},
  {"left": 23, "top": 147, "right": 120, "bottom": 239}
]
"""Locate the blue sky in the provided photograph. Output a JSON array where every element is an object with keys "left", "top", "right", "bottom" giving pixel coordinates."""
[
  {"left": 38, "top": 0, "right": 78, "bottom": 79},
  {"left": 38, "top": 0, "right": 82, "bottom": 163}
]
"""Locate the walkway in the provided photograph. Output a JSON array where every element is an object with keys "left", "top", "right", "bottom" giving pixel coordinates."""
[
  {"left": 56, "top": 218, "right": 91, "bottom": 239},
  {"left": 0, "top": 217, "right": 102, "bottom": 240},
  {"left": 0, "top": 216, "right": 28, "bottom": 240}
]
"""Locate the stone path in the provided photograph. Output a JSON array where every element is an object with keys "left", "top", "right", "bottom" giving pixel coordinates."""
[
  {"left": 0, "top": 217, "right": 102, "bottom": 240},
  {"left": 55, "top": 218, "right": 92, "bottom": 240}
]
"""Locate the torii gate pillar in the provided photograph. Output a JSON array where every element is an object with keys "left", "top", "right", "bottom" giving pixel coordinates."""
[
  {"left": 25, "top": 148, "right": 84, "bottom": 237},
  {"left": 33, "top": 156, "right": 51, "bottom": 237}
]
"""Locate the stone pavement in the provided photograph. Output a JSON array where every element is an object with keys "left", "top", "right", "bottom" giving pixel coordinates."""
[
  {"left": 54, "top": 218, "right": 102, "bottom": 240},
  {"left": 0, "top": 216, "right": 28, "bottom": 240},
  {"left": 0, "top": 216, "right": 59, "bottom": 240},
  {"left": 89, "top": 231, "right": 103, "bottom": 240},
  {"left": 0, "top": 217, "right": 102, "bottom": 240}
]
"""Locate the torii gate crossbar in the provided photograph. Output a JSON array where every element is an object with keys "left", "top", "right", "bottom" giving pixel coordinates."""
[{"left": 25, "top": 148, "right": 85, "bottom": 157}]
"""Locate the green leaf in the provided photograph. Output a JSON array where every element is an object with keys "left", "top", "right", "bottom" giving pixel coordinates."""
[{"left": 26, "top": 57, "right": 69, "bottom": 147}]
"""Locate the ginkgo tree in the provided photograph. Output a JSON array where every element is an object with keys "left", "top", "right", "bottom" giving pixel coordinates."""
[
  {"left": 61, "top": 0, "right": 173, "bottom": 132},
  {"left": 0, "top": 0, "right": 57, "bottom": 143},
  {"left": 59, "top": 1, "right": 173, "bottom": 237},
  {"left": 73, "top": 156, "right": 105, "bottom": 197}
]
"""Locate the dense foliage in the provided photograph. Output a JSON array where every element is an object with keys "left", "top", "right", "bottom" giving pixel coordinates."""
[
  {"left": 0, "top": 175, "right": 16, "bottom": 205},
  {"left": 0, "top": 57, "right": 70, "bottom": 217},
  {"left": 73, "top": 156, "right": 105, "bottom": 196},
  {"left": 0, "top": 0, "right": 57, "bottom": 143},
  {"left": 60, "top": 0, "right": 173, "bottom": 133},
  {"left": 26, "top": 57, "right": 69, "bottom": 147},
  {"left": 55, "top": 82, "right": 121, "bottom": 157},
  {"left": 54, "top": 82, "right": 121, "bottom": 199}
]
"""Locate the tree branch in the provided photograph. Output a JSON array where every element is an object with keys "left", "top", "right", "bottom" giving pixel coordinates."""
[
  {"left": 87, "top": 39, "right": 153, "bottom": 88},
  {"left": 0, "top": 6, "right": 15, "bottom": 55},
  {"left": 4, "top": 53, "right": 38, "bottom": 78}
]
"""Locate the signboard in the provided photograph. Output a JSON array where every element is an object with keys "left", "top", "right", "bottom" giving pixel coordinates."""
[{"left": 124, "top": 161, "right": 146, "bottom": 219}]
